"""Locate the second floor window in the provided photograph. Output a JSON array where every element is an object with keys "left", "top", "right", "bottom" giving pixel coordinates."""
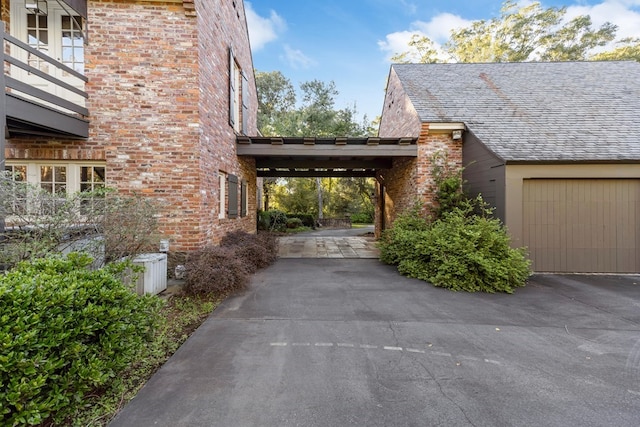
[
  {"left": 229, "top": 47, "right": 249, "bottom": 135},
  {"left": 61, "top": 15, "right": 84, "bottom": 74},
  {"left": 26, "top": 13, "right": 49, "bottom": 72}
]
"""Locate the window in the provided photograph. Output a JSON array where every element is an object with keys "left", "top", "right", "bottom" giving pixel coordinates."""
[
  {"left": 26, "top": 13, "right": 49, "bottom": 72},
  {"left": 10, "top": 1, "right": 85, "bottom": 105},
  {"left": 229, "top": 47, "right": 249, "bottom": 134},
  {"left": 3, "top": 162, "right": 106, "bottom": 217},
  {"left": 3, "top": 165, "right": 28, "bottom": 215},
  {"left": 241, "top": 180, "right": 247, "bottom": 217},
  {"left": 61, "top": 16, "right": 84, "bottom": 74},
  {"left": 219, "top": 172, "right": 226, "bottom": 219},
  {"left": 79, "top": 166, "right": 106, "bottom": 214},
  {"left": 39, "top": 165, "right": 67, "bottom": 214}
]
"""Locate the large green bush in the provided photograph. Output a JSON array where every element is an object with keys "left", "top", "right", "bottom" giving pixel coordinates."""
[
  {"left": 0, "top": 253, "right": 162, "bottom": 426},
  {"left": 380, "top": 206, "right": 530, "bottom": 293},
  {"left": 285, "top": 213, "right": 316, "bottom": 228}
]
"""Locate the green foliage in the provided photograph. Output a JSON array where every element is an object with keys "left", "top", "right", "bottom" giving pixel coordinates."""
[
  {"left": 592, "top": 37, "right": 640, "bottom": 62},
  {"left": 430, "top": 152, "right": 468, "bottom": 218},
  {"left": 286, "top": 213, "right": 316, "bottom": 228},
  {"left": 255, "top": 70, "right": 296, "bottom": 134},
  {"left": 0, "top": 176, "right": 159, "bottom": 270},
  {"left": 379, "top": 203, "right": 430, "bottom": 266},
  {"left": 69, "top": 294, "right": 222, "bottom": 426},
  {"left": 395, "top": 208, "right": 531, "bottom": 293},
  {"left": 350, "top": 212, "right": 373, "bottom": 223},
  {"left": 379, "top": 157, "right": 531, "bottom": 293},
  {"left": 267, "top": 210, "right": 288, "bottom": 232},
  {"left": 380, "top": 206, "right": 530, "bottom": 293},
  {"left": 392, "top": 0, "right": 633, "bottom": 63},
  {"left": 286, "top": 217, "right": 304, "bottom": 229},
  {"left": 0, "top": 253, "right": 162, "bottom": 426},
  {"left": 256, "top": 210, "right": 288, "bottom": 232}
]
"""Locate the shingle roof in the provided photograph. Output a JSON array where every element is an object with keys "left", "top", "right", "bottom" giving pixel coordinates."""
[{"left": 392, "top": 61, "right": 640, "bottom": 162}]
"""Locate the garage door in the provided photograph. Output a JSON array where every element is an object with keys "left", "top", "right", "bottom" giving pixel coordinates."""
[{"left": 523, "top": 179, "right": 640, "bottom": 273}]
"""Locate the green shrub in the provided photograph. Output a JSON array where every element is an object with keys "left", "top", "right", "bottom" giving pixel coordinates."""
[
  {"left": 350, "top": 212, "right": 373, "bottom": 224},
  {"left": 286, "top": 217, "right": 304, "bottom": 229},
  {"left": 396, "top": 208, "right": 531, "bottom": 293},
  {"left": 286, "top": 213, "right": 316, "bottom": 228},
  {"left": 0, "top": 253, "right": 162, "bottom": 426},
  {"left": 257, "top": 210, "right": 271, "bottom": 231},
  {"left": 257, "top": 210, "right": 288, "bottom": 232},
  {"left": 379, "top": 203, "right": 531, "bottom": 293},
  {"left": 379, "top": 204, "right": 430, "bottom": 265}
]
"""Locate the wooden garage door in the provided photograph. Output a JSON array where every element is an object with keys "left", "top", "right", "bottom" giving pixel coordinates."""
[{"left": 523, "top": 179, "right": 640, "bottom": 273}]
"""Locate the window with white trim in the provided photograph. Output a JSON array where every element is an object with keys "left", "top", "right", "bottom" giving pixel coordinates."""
[
  {"left": 10, "top": 1, "right": 85, "bottom": 104},
  {"left": 39, "top": 165, "right": 67, "bottom": 214},
  {"left": 219, "top": 172, "right": 226, "bottom": 219},
  {"left": 61, "top": 15, "right": 84, "bottom": 74},
  {"left": 79, "top": 166, "right": 106, "bottom": 214},
  {"left": 3, "top": 162, "right": 106, "bottom": 216}
]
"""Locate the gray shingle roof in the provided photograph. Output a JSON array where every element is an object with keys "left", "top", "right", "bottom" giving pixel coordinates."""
[{"left": 392, "top": 61, "right": 640, "bottom": 162}]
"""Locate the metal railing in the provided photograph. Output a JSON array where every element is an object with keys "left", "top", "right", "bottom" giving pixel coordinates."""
[{"left": 1, "top": 21, "right": 89, "bottom": 126}]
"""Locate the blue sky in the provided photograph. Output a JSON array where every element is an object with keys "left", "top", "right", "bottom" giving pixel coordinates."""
[{"left": 246, "top": 1, "right": 640, "bottom": 122}]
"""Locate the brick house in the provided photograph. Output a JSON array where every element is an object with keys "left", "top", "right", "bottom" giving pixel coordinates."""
[
  {"left": 378, "top": 61, "right": 640, "bottom": 273},
  {"left": 1, "top": 0, "right": 258, "bottom": 252}
]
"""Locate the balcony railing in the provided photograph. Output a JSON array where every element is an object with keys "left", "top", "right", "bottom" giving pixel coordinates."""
[{"left": 1, "top": 21, "right": 89, "bottom": 139}]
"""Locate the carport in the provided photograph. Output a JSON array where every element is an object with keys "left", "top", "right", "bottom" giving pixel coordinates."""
[
  {"left": 237, "top": 136, "right": 416, "bottom": 177},
  {"left": 237, "top": 136, "right": 418, "bottom": 235}
]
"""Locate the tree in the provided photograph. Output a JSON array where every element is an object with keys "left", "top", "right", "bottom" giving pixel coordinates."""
[
  {"left": 255, "top": 72, "right": 375, "bottom": 218},
  {"left": 255, "top": 71, "right": 296, "bottom": 134},
  {"left": 391, "top": 0, "right": 628, "bottom": 64},
  {"left": 592, "top": 37, "right": 640, "bottom": 62}
]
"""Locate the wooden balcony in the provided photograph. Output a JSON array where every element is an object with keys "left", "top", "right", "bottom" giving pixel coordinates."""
[{"left": 1, "top": 21, "right": 89, "bottom": 140}]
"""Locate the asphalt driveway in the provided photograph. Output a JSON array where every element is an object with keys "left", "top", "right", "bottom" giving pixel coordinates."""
[{"left": 110, "top": 259, "right": 640, "bottom": 427}]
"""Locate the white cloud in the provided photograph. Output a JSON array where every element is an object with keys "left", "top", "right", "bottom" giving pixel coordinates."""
[
  {"left": 378, "top": 13, "right": 471, "bottom": 62},
  {"left": 379, "top": 2, "right": 640, "bottom": 62},
  {"left": 565, "top": 1, "right": 640, "bottom": 41},
  {"left": 245, "top": 2, "right": 286, "bottom": 51},
  {"left": 281, "top": 45, "right": 317, "bottom": 69},
  {"left": 413, "top": 13, "right": 472, "bottom": 43}
]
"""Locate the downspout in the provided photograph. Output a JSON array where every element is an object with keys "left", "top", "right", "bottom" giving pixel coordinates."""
[{"left": 0, "top": 22, "right": 6, "bottom": 235}]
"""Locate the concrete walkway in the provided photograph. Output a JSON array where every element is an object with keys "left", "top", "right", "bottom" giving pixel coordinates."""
[{"left": 278, "top": 226, "right": 379, "bottom": 259}]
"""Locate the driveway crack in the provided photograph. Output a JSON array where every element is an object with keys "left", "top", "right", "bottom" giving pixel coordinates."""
[{"left": 415, "top": 358, "right": 477, "bottom": 427}]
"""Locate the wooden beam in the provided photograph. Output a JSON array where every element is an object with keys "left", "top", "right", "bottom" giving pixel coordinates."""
[
  {"left": 258, "top": 170, "right": 376, "bottom": 178},
  {"left": 255, "top": 159, "right": 392, "bottom": 169},
  {"left": 238, "top": 143, "right": 417, "bottom": 157}
]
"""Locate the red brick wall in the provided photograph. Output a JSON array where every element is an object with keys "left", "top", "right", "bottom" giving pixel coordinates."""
[
  {"left": 87, "top": 0, "right": 204, "bottom": 251},
  {"left": 377, "top": 67, "right": 462, "bottom": 233},
  {"left": 194, "top": 0, "right": 258, "bottom": 245},
  {"left": 4, "top": 0, "right": 259, "bottom": 252}
]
